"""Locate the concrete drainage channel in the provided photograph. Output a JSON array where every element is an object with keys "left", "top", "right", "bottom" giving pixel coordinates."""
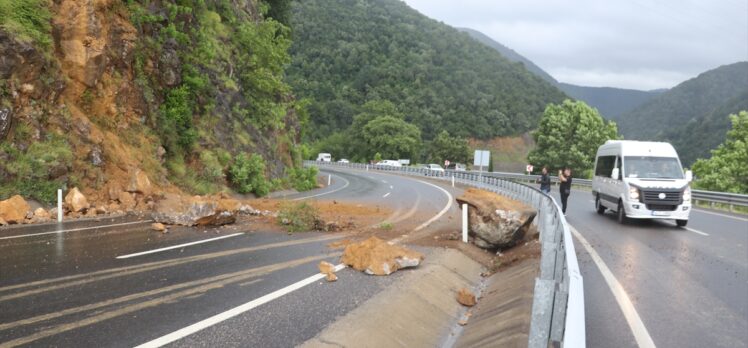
[{"left": 306, "top": 161, "right": 586, "bottom": 348}]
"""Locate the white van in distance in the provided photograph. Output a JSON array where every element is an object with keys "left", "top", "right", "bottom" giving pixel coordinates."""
[
  {"left": 316, "top": 153, "right": 332, "bottom": 162},
  {"left": 592, "top": 140, "right": 693, "bottom": 226}
]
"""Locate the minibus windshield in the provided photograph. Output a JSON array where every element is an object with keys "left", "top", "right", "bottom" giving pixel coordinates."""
[{"left": 623, "top": 156, "right": 684, "bottom": 179}]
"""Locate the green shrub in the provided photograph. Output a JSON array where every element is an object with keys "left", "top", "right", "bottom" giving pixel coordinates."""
[
  {"left": 277, "top": 201, "right": 320, "bottom": 233},
  {"left": 288, "top": 166, "right": 318, "bottom": 192},
  {"left": 0, "top": 134, "right": 73, "bottom": 202},
  {"left": 0, "top": 0, "right": 52, "bottom": 49},
  {"left": 199, "top": 150, "right": 224, "bottom": 182},
  {"left": 228, "top": 153, "right": 269, "bottom": 196}
]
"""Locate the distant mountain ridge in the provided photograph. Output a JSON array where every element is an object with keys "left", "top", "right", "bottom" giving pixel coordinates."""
[
  {"left": 616, "top": 61, "right": 748, "bottom": 165},
  {"left": 458, "top": 27, "right": 663, "bottom": 120}
]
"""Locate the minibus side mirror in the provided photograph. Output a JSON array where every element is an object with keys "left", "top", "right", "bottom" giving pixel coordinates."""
[
  {"left": 685, "top": 170, "right": 693, "bottom": 182},
  {"left": 611, "top": 168, "right": 619, "bottom": 180}
]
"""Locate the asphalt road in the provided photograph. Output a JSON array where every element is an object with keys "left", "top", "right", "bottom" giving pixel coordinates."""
[
  {"left": 0, "top": 168, "right": 460, "bottom": 347},
  {"left": 555, "top": 188, "right": 748, "bottom": 348}
]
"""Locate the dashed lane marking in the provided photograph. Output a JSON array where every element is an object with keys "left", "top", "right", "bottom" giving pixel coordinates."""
[{"left": 0, "top": 220, "right": 152, "bottom": 241}]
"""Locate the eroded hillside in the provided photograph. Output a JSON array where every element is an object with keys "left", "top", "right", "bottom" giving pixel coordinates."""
[{"left": 1, "top": 0, "right": 303, "bottom": 204}]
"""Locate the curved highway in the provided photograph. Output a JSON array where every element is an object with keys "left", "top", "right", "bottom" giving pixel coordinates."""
[
  {"left": 0, "top": 167, "right": 462, "bottom": 347},
  {"left": 556, "top": 188, "right": 748, "bottom": 347}
]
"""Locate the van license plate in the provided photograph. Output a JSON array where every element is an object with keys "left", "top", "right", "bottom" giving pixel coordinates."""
[{"left": 652, "top": 211, "right": 669, "bottom": 216}]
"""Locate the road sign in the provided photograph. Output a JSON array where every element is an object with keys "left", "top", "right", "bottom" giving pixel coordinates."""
[
  {"left": 473, "top": 150, "right": 490, "bottom": 171},
  {"left": 444, "top": 160, "right": 450, "bottom": 167},
  {"left": 526, "top": 164, "right": 534, "bottom": 173}
]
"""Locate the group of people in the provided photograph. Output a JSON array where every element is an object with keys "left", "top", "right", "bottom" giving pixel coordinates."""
[{"left": 537, "top": 166, "right": 573, "bottom": 215}]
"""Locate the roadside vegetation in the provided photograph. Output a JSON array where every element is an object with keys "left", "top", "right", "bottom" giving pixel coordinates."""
[
  {"left": 277, "top": 201, "right": 320, "bottom": 232},
  {"left": 691, "top": 111, "right": 748, "bottom": 194}
]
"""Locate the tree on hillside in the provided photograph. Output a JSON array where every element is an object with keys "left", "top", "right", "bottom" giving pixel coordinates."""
[
  {"left": 691, "top": 111, "right": 748, "bottom": 194},
  {"left": 362, "top": 116, "right": 422, "bottom": 160},
  {"left": 527, "top": 100, "right": 619, "bottom": 176},
  {"left": 428, "top": 130, "right": 471, "bottom": 164}
]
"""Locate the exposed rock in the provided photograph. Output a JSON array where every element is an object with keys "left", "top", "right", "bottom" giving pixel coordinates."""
[
  {"left": 341, "top": 237, "right": 424, "bottom": 276},
  {"left": 95, "top": 206, "right": 108, "bottom": 215},
  {"left": 456, "top": 288, "right": 477, "bottom": 307},
  {"left": 54, "top": 0, "right": 106, "bottom": 87},
  {"left": 151, "top": 194, "right": 238, "bottom": 226},
  {"left": 65, "top": 187, "right": 90, "bottom": 213},
  {"left": 118, "top": 191, "right": 136, "bottom": 210},
  {"left": 0, "top": 106, "right": 11, "bottom": 140},
  {"left": 0, "top": 217, "right": 6, "bottom": 226},
  {"left": 107, "top": 183, "right": 122, "bottom": 201},
  {"left": 159, "top": 48, "right": 181, "bottom": 87},
  {"left": 151, "top": 222, "right": 166, "bottom": 232},
  {"left": 33, "top": 207, "right": 51, "bottom": 220},
  {"left": 326, "top": 273, "right": 338, "bottom": 282},
  {"left": 238, "top": 204, "right": 260, "bottom": 215},
  {"left": 0, "top": 195, "right": 31, "bottom": 224},
  {"left": 456, "top": 188, "right": 537, "bottom": 250},
  {"left": 157, "top": 146, "right": 167, "bottom": 163},
  {"left": 127, "top": 169, "right": 153, "bottom": 196},
  {"left": 89, "top": 145, "right": 104, "bottom": 167}
]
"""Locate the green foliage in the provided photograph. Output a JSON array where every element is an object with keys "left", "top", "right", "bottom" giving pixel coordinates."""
[
  {"left": 378, "top": 221, "right": 393, "bottom": 230},
  {"left": 199, "top": 150, "right": 224, "bottom": 182},
  {"left": 692, "top": 111, "right": 748, "bottom": 194},
  {"left": 527, "top": 100, "right": 619, "bottom": 175},
  {"left": 159, "top": 86, "right": 197, "bottom": 154},
  {"left": 262, "top": 0, "right": 293, "bottom": 26},
  {"left": 277, "top": 201, "right": 320, "bottom": 232},
  {"left": 0, "top": 135, "right": 73, "bottom": 203},
  {"left": 228, "top": 153, "right": 270, "bottom": 196},
  {"left": 288, "top": 166, "right": 319, "bottom": 191},
  {"left": 427, "top": 130, "right": 470, "bottom": 164},
  {"left": 287, "top": 0, "right": 566, "bottom": 141},
  {"left": 0, "top": 0, "right": 52, "bottom": 49},
  {"left": 362, "top": 116, "right": 421, "bottom": 161},
  {"left": 617, "top": 62, "right": 748, "bottom": 166}
]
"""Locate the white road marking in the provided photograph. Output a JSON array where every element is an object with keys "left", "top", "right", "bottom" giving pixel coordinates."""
[
  {"left": 411, "top": 179, "right": 453, "bottom": 232},
  {"left": 693, "top": 208, "right": 748, "bottom": 222},
  {"left": 383, "top": 192, "right": 391, "bottom": 198},
  {"left": 684, "top": 227, "right": 709, "bottom": 236},
  {"left": 115, "top": 233, "right": 245, "bottom": 259},
  {"left": 134, "top": 264, "right": 346, "bottom": 348},
  {"left": 0, "top": 220, "right": 151, "bottom": 241},
  {"left": 382, "top": 180, "right": 388, "bottom": 184},
  {"left": 570, "top": 225, "right": 657, "bottom": 348},
  {"left": 292, "top": 174, "right": 350, "bottom": 201}
]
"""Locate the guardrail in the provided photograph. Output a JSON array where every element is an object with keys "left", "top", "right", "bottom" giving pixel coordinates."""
[
  {"left": 304, "top": 161, "right": 585, "bottom": 348},
  {"left": 477, "top": 171, "right": 748, "bottom": 209}
]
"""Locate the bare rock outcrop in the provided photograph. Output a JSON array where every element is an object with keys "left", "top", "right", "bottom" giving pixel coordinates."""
[
  {"left": 65, "top": 187, "right": 90, "bottom": 213},
  {"left": 127, "top": 169, "right": 153, "bottom": 196},
  {"left": 0, "top": 195, "right": 31, "bottom": 224},
  {"left": 456, "top": 188, "right": 536, "bottom": 250},
  {"left": 341, "top": 237, "right": 424, "bottom": 276}
]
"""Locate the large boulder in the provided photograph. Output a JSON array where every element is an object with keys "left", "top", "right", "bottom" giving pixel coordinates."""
[
  {"left": 65, "top": 187, "right": 90, "bottom": 213},
  {"left": 127, "top": 169, "right": 153, "bottom": 196},
  {"left": 456, "top": 188, "right": 537, "bottom": 250},
  {"left": 151, "top": 194, "right": 238, "bottom": 226},
  {"left": 0, "top": 195, "right": 31, "bottom": 224},
  {"left": 341, "top": 237, "right": 424, "bottom": 276}
]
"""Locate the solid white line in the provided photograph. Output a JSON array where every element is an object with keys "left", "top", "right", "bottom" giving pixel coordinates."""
[
  {"left": 570, "top": 226, "right": 657, "bottom": 348},
  {"left": 685, "top": 227, "right": 709, "bottom": 236},
  {"left": 693, "top": 208, "right": 748, "bottom": 222},
  {"left": 383, "top": 192, "right": 391, "bottom": 198},
  {"left": 292, "top": 174, "right": 350, "bottom": 201},
  {"left": 116, "top": 233, "right": 245, "bottom": 259},
  {"left": 0, "top": 220, "right": 151, "bottom": 241},
  {"left": 134, "top": 264, "right": 346, "bottom": 348},
  {"left": 411, "top": 179, "right": 453, "bottom": 232}
]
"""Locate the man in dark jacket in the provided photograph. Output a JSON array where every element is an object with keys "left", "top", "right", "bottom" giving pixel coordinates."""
[
  {"left": 538, "top": 166, "right": 551, "bottom": 194},
  {"left": 559, "top": 167, "right": 572, "bottom": 215}
]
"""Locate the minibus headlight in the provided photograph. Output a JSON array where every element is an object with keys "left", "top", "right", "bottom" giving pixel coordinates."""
[
  {"left": 628, "top": 187, "right": 640, "bottom": 201},
  {"left": 683, "top": 187, "right": 691, "bottom": 202}
]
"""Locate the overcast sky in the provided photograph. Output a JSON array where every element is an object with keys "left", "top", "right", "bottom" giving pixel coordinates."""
[{"left": 402, "top": 0, "right": 748, "bottom": 90}]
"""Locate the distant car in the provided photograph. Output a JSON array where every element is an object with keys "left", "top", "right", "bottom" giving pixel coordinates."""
[
  {"left": 337, "top": 159, "right": 349, "bottom": 163},
  {"left": 425, "top": 163, "right": 445, "bottom": 176},
  {"left": 376, "top": 160, "right": 402, "bottom": 167},
  {"left": 446, "top": 163, "right": 466, "bottom": 171}
]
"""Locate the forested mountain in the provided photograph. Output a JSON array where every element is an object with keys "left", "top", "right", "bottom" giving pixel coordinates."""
[
  {"left": 616, "top": 62, "right": 748, "bottom": 165},
  {"left": 459, "top": 27, "right": 663, "bottom": 120},
  {"left": 458, "top": 27, "right": 557, "bottom": 84},
  {"left": 557, "top": 83, "right": 664, "bottom": 121},
  {"left": 287, "top": 0, "right": 567, "bottom": 141}
]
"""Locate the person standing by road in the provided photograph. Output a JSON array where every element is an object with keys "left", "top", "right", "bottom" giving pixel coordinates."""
[
  {"left": 538, "top": 166, "right": 551, "bottom": 194},
  {"left": 559, "top": 167, "right": 572, "bottom": 215}
]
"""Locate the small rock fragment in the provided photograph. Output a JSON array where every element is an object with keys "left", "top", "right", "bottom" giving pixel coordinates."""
[
  {"left": 457, "top": 288, "right": 477, "bottom": 307},
  {"left": 151, "top": 222, "right": 167, "bottom": 232}
]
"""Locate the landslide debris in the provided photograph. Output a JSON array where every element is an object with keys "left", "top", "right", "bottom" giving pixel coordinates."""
[
  {"left": 318, "top": 261, "right": 338, "bottom": 282},
  {"left": 456, "top": 188, "right": 537, "bottom": 249},
  {"left": 456, "top": 288, "right": 477, "bottom": 307},
  {"left": 151, "top": 193, "right": 251, "bottom": 227},
  {"left": 341, "top": 237, "right": 424, "bottom": 276},
  {"left": 0, "top": 195, "right": 30, "bottom": 224}
]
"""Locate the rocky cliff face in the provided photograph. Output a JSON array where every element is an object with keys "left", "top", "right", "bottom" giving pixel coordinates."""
[{"left": 1, "top": 0, "right": 301, "bottom": 204}]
